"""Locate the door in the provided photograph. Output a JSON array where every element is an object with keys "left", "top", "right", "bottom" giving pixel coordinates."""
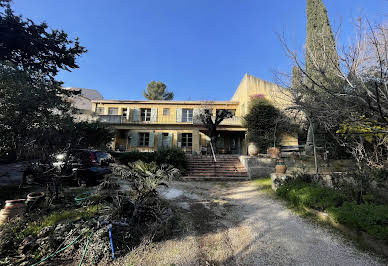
[{"left": 162, "top": 133, "right": 169, "bottom": 148}]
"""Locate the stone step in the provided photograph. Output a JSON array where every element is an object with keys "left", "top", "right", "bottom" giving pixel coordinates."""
[{"left": 183, "top": 176, "right": 249, "bottom": 181}]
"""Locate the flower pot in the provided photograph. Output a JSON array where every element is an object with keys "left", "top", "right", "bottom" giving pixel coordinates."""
[
  {"left": 275, "top": 159, "right": 287, "bottom": 174},
  {"left": 248, "top": 142, "right": 259, "bottom": 156},
  {"left": 267, "top": 147, "right": 280, "bottom": 159},
  {"left": 0, "top": 199, "right": 26, "bottom": 225},
  {"left": 26, "top": 192, "right": 45, "bottom": 204}
]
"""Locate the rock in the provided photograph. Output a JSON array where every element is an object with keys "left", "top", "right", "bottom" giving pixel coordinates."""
[
  {"left": 55, "top": 223, "right": 71, "bottom": 235},
  {"left": 37, "top": 226, "right": 52, "bottom": 238},
  {"left": 18, "top": 236, "right": 36, "bottom": 254},
  {"left": 36, "top": 236, "right": 49, "bottom": 245}
]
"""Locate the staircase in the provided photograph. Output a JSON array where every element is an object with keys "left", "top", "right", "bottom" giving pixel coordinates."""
[{"left": 184, "top": 155, "right": 249, "bottom": 181}]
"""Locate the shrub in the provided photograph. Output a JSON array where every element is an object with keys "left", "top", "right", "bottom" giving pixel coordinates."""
[
  {"left": 329, "top": 202, "right": 388, "bottom": 242},
  {"left": 112, "top": 148, "right": 187, "bottom": 172},
  {"left": 277, "top": 180, "right": 344, "bottom": 211}
]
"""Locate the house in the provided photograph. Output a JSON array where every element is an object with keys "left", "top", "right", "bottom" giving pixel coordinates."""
[
  {"left": 92, "top": 74, "right": 298, "bottom": 154},
  {"left": 64, "top": 87, "right": 104, "bottom": 121}
]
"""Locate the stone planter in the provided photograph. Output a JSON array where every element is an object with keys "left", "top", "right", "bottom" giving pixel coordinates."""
[
  {"left": 275, "top": 159, "right": 287, "bottom": 174},
  {"left": 267, "top": 147, "right": 280, "bottom": 159},
  {"left": 248, "top": 142, "right": 259, "bottom": 156},
  {"left": 26, "top": 192, "right": 45, "bottom": 205}
]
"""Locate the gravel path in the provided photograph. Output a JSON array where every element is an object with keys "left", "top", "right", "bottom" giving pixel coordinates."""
[{"left": 120, "top": 181, "right": 385, "bottom": 266}]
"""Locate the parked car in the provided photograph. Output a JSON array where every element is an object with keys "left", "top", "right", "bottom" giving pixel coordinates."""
[{"left": 54, "top": 149, "right": 112, "bottom": 186}]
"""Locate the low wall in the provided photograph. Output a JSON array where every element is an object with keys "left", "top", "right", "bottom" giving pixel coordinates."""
[{"left": 239, "top": 155, "right": 276, "bottom": 179}]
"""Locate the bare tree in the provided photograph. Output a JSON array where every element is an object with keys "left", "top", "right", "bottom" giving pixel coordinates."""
[
  {"left": 275, "top": 18, "right": 388, "bottom": 170},
  {"left": 195, "top": 102, "right": 234, "bottom": 154}
]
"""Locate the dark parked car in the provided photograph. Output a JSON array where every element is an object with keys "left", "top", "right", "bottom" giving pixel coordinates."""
[{"left": 54, "top": 149, "right": 112, "bottom": 186}]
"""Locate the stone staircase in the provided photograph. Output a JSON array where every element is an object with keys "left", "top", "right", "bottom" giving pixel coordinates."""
[{"left": 184, "top": 155, "right": 249, "bottom": 181}]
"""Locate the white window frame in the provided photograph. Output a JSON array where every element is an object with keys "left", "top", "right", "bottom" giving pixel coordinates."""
[
  {"left": 182, "top": 109, "right": 193, "bottom": 122},
  {"left": 141, "top": 108, "right": 151, "bottom": 121}
]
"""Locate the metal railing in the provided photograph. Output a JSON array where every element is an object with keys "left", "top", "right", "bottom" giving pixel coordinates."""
[{"left": 98, "top": 114, "right": 243, "bottom": 126}]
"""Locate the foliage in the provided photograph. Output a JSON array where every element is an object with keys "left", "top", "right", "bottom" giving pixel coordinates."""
[
  {"left": 336, "top": 116, "right": 387, "bottom": 169},
  {"left": 0, "top": 4, "right": 87, "bottom": 161},
  {"left": 113, "top": 161, "right": 180, "bottom": 193},
  {"left": 113, "top": 148, "right": 187, "bottom": 172},
  {"left": 0, "top": 6, "right": 86, "bottom": 78},
  {"left": 243, "top": 96, "right": 293, "bottom": 150},
  {"left": 329, "top": 202, "right": 388, "bottom": 242},
  {"left": 277, "top": 179, "right": 344, "bottom": 211},
  {"left": 277, "top": 176, "right": 388, "bottom": 242},
  {"left": 71, "top": 121, "right": 114, "bottom": 150},
  {"left": 280, "top": 8, "right": 388, "bottom": 171},
  {"left": 143, "top": 81, "right": 174, "bottom": 100},
  {"left": 305, "top": 0, "right": 339, "bottom": 90}
]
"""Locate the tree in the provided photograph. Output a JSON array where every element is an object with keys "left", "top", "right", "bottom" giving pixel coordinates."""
[
  {"left": 277, "top": 17, "right": 388, "bottom": 170},
  {"left": 196, "top": 102, "right": 233, "bottom": 153},
  {"left": 243, "top": 95, "right": 293, "bottom": 152},
  {"left": 143, "top": 81, "right": 174, "bottom": 100},
  {"left": 304, "top": 0, "right": 341, "bottom": 155},
  {"left": 0, "top": 4, "right": 87, "bottom": 161}
]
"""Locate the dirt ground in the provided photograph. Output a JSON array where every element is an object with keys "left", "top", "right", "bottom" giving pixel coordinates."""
[{"left": 116, "top": 180, "right": 386, "bottom": 266}]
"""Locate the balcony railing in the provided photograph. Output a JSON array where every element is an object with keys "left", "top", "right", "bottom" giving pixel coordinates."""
[{"left": 98, "top": 115, "right": 243, "bottom": 126}]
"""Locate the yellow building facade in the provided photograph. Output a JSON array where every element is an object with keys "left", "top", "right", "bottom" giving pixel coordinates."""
[{"left": 92, "top": 74, "right": 298, "bottom": 154}]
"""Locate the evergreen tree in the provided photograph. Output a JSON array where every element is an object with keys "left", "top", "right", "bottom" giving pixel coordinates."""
[
  {"left": 305, "top": 0, "right": 339, "bottom": 91},
  {"left": 143, "top": 81, "right": 174, "bottom": 100}
]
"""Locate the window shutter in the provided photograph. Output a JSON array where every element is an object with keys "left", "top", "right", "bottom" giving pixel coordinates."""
[
  {"left": 126, "top": 107, "right": 130, "bottom": 120},
  {"left": 130, "top": 131, "right": 138, "bottom": 147},
  {"left": 168, "top": 133, "right": 173, "bottom": 148},
  {"left": 151, "top": 108, "right": 158, "bottom": 122},
  {"left": 133, "top": 108, "right": 140, "bottom": 122},
  {"left": 176, "top": 108, "right": 182, "bottom": 122},
  {"left": 177, "top": 133, "right": 182, "bottom": 148},
  {"left": 157, "top": 133, "right": 163, "bottom": 148},
  {"left": 149, "top": 132, "right": 155, "bottom": 147}
]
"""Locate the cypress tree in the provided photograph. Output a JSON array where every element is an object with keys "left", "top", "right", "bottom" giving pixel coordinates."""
[{"left": 305, "top": 0, "right": 339, "bottom": 90}]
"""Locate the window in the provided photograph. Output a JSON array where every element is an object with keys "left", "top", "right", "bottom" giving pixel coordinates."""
[
  {"left": 122, "top": 108, "right": 128, "bottom": 117},
  {"left": 139, "top": 132, "right": 150, "bottom": 146},
  {"left": 141, "top": 108, "right": 151, "bottom": 121},
  {"left": 163, "top": 108, "right": 170, "bottom": 116},
  {"left": 108, "top": 107, "right": 118, "bottom": 115},
  {"left": 96, "top": 107, "right": 105, "bottom": 114},
  {"left": 181, "top": 133, "right": 192, "bottom": 147},
  {"left": 182, "top": 109, "right": 193, "bottom": 122}
]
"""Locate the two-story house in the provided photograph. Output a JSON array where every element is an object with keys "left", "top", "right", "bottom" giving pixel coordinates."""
[{"left": 92, "top": 74, "right": 298, "bottom": 155}]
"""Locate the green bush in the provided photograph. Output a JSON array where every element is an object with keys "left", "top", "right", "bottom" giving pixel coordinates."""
[
  {"left": 329, "top": 202, "right": 388, "bottom": 242},
  {"left": 277, "top": 181, "right": 344, "bottom": 211},
  {"left": 112, "top": 148, "right": 187, "bottom": 172}
]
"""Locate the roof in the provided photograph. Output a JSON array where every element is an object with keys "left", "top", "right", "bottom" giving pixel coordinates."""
[
  {"left": 64, "top": 87, "right": 104, "bottom": 100},
  {"left": 91, "top": 99, "right": 239, "bottom": 105}
]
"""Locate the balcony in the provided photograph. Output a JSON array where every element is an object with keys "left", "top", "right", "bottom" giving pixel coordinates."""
[{"left": 98, "top": 115, "right": 243, "bottom": 126}]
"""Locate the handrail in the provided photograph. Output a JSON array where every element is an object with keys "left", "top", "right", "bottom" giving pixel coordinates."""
[{"left": 209, "top": 141, "right": 217, "bottom": 162}]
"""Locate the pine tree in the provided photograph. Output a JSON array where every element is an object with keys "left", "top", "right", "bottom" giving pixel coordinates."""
[
  {"left": 143, "top": 81, "right": 174, "bottom": 100},
  {"left": 305, "top": 0, "right": 339, "bottom": 90}
]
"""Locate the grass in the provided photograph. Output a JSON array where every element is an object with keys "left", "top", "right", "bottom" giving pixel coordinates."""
[
  {"left": 252, "top": 177, "right": 273, "bottom": 194},
  {"left": 276, "top": 180, "right": 388, "bottom": 243},
  {"left": 22, "top": 205, "right": 100, "bottom": 237}
]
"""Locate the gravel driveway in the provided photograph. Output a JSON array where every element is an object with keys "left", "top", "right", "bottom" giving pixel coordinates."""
[{"left": 119, "top": 181, "right": 385, "bottom": 266}]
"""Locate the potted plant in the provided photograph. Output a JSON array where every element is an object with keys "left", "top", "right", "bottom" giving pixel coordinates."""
[
  {"left": 267, "top": 117, "right": 281, "bottom": 158},
  {"left": 275, "top": 159, "right": 287, "bottom": 174}
]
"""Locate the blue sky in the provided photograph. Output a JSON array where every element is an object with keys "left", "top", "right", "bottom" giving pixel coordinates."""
[{"left": 12, "top": 0, "right": 387, "bottom": 101}]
